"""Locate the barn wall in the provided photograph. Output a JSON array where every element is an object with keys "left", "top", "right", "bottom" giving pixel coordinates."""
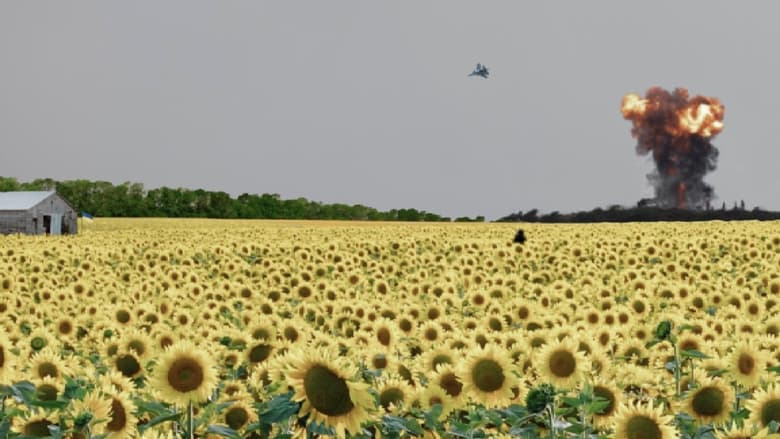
[
  {"left": 0, "top": 210, "right": 30, "bottom": 235},
  {"left": 0, "top": 193, "right": 79, "bottom": 235},
  {"left": 31, "top": 193, "right": 79, "bottom": 235}
]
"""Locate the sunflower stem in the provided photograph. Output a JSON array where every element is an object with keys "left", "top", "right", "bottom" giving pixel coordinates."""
[
  {"left": 547, "top": 403, "right": 556, "bottom": 439},
  {"left": 188, "top": 401, "right": 194, "bottom": 439},
  {"left": 673, "top": 343, "right": 681, "bottom": 398},
  {"left": 733, "top": 383, "right": 741, "bottom": 428}
]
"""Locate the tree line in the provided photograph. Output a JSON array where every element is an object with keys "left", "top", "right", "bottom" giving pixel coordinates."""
[
  {"left": 0, "top": 177, "right": 487, "bottom": 222},
  {"left": 498, "top": 204, "right": 780, "bottom": 223}
]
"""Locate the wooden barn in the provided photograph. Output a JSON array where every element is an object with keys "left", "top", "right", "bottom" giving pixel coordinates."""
[{"left": 0, "top": 191, "right": 78, "bottom": 235}]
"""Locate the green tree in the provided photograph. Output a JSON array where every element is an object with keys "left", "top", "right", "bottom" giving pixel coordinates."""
[{"left": 0, "top": 177, "right": 20, "bottom": 192}]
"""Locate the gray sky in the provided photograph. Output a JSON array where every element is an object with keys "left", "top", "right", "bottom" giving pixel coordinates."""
[{"left": 2, "top": 2, "right": 779, "bottom": 220}]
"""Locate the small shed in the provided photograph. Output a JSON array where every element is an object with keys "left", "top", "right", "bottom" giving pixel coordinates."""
[{"left": 0, "top": 191, "right": 78, "bottom": 235}]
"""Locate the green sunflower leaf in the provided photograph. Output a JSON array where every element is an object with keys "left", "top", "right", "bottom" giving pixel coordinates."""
[
  {"left": 137, "top": 411, "right": 181, "bottom": 434},
  {"left": 259, "top": 391, "right": 300, "bottom": 424},
  {"left": 680, "top": 349, "right": 709, "bottom": 360},
  {"left": 206, "top": 424, "right": 241, "bottom": 439},
  {"left": 424, "top": 404, "right": 443, "bottom": 429}
]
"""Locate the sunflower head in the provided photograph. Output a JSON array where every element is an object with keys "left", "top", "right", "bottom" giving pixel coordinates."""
[
  {"left": 614, "top": 401, "right": 677, "bottom": 439},
  {"left": 245, "top": 340, "right": 274, "bottom": 366},
  {"left": 536, "top": 338, "right": 588, "bottom": 389},
  {"left": 101, "top": 391, "right": 138, "bottom": 438},
  {"left": 30, "top": 347, "right": 70, "bottom": 380},
  {"left": 728, "top": 340, "right": 766, "bottom": 388},
  {"left": 114, "top": 350, "right": 144, "bottom": 379},
  {"left": 377, "top": 376, "right": 414, "bottom": 413},
  {"left": 149, "top": 341, "right": 218, "bottom": 406},
  {"left": 285, "top": 347, "right": 373, "bottom": 437},
  {"left": 430, "top": 363, "right": 465, "bottom": 407},
  {"left": 590, "top": 379, "right": 621, "bottom": 429},
  {"left": 222, "top": 399, "right": 258, "bottom": 431},
  {"left": 683, "top": 375, "right": 734, "bottom": 425},
  {"left": 747, "top": 384, "right": 780, "bottom": 430},
  {"left": 12, "top": 411, "right": 59, "bottom": 437}
]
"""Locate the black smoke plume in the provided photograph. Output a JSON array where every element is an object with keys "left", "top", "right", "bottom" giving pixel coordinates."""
[{"left": 622, "top": 87, "right": 724, "bottom": 209}]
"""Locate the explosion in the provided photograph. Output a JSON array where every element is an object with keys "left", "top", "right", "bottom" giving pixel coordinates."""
[{"left": 621, "top": 87, "right": 724, "bottom": 209}]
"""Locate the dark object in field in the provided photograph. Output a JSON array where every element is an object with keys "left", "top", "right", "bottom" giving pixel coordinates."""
[
  {"left": 513, "top": 229, "right": 526, "bottom": 244},
  {"left": 468, "top": 63, "right": 490, "bottom": 79}
]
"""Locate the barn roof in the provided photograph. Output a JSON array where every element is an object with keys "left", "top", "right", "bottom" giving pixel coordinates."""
[{"left": 0, "top": 191, "right": 56, "bottom": 210}]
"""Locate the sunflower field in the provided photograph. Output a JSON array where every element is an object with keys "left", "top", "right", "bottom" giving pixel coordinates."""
[{"left": 1, "top": 218, "right": 780, "bottom": 438}]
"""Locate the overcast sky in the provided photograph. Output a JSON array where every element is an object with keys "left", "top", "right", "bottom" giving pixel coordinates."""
[{"left": 2, "top": 2, "right": 779, "bottom": 220}]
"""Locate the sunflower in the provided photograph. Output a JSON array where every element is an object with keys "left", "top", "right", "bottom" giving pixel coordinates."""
[
  {"left": 149, "top": 340, "right": 218, "bottom": 407},
  {"left": 430, "top": 363, "right": 466, "bottom": 407},
  {"left": 536, "top": 337, "right": 588, "bottom": 390},
  {"left": 629, "top": 323, "right": 653, "bottom": 345},
  {"left": 171, "top": 310, "right": 195, "bottom": 328},
  {"left": 615, "top": 363, "right": 657, "bottom": 397},
  {"left": 419, "top": 346, "right": 457, "bottom": 373},
  {"left": 152, "top": 328, "right": 179, "bottom": 351},
  {"left": 25, "top": 328, "right": 55, "bottom": 356},
  {"left": 101, "top": 391, "right": 138, "bottom": 439},
  {"left": 113, "top": 349, "right": 144, "bottom": 379},
  {"left": 244, "top": 339, "right": 275, "bottom": 368},
  {"left": 617, "top": 340, "right": 649, "bottom": 367},
  {"left": 459, "top": 344, "right": 518, "bottom": 407},
  {"left": 111, "top": 304, "right": 134, "bottom": 327},
  {"left": 99, "top": 370, "right": 138, "bottom": 394},
  {"left": 590, "top": 378, "right": 621, "bottom": 430},
  {"left": 364, "top": 346, "right": 394, "bottom": 372},
  {"left": 588, "top": 347, "right": 613, "bottom": 379},
  {"left": 418, "top": 321, "right": 442, "bottom": 346},
  {"left": 581, "top": 306, "right": 602, "bottom": 327},
  {"left": 53, "top": 315, "right": 77, "bottom": 342},
  {"left": 71, "top": 391, "right": 113, "bottom": 435},
  {"left": 746, "top": 384, "right": 780, "bottom": 430},
  {"left": 613, "top": 401, "right": 677, "bottom": 439},
  {"left": 677, "top": 333, "right": 707, "bottom": 356},
  {"left": 483, "top": 314, "right": 506, "bottom": 332},
  {"left": 394, "top": 360, "right": 417, "bottom": 387},
  {"left": 220, "top": 398, "right": 259, "bottom": 432},
  {"left": 682, "top": 375, "right": 734, "bottom": 425},
  {"left": 728, "top": 339, "right": 766, "bottom": 388},
  {"left": 376, "top": 376, "right": 414, "bottom": 413},
  {"left": 247, "top": 362, "right": 275, "bottom": 393},
  {"left": 371, "top": 318, "right": 400, "bottom": 350},
  {"left": 419, "top": 385, "right": 456, "bottom": 420},
  {"left": 396, "top": 316, "right": 416, "bottom": 335},
  {"left": 33, "top": 376, "right": 63, "bottom": 402},
  {"left": 712, "top": 424, "right": 765, "bottom": 439},
  {"left": 285, "top": 346, "right": 374, "bottom": 437},
  {"left": 0, "top": 333, "right": 17, "bottom": 382},
  {"left": 246, "top": 319, "right": 277, "bottom": 342},
  {"left": 0, "top": 274, "right": 12, "bottom": 292},
  {"left": 29, "top": 347, "right": 70, "bottom": 380},
  {"left": 12, "top": 410, "right": 59, "bottom": 437},
  {"left": 119, "top": 328, "right": 155, "bottom": 360},
  {"left": 219, "top": 379, "right": 251, "bottom": 401},
  {"left": 592, "top": 327, "right": 616, "bottom": 354}
]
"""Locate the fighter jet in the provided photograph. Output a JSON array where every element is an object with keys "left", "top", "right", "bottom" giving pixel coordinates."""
[{"left": 468, "top": 63, "right": 489, "bottom": 79}]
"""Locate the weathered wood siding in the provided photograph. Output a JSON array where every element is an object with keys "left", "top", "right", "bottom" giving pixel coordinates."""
[
  {"left": 0, "top": 210, "right": 29, "bottom": 234},
  {"left": 0, "top": 193, "right": 78, "bottom": 235}
]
